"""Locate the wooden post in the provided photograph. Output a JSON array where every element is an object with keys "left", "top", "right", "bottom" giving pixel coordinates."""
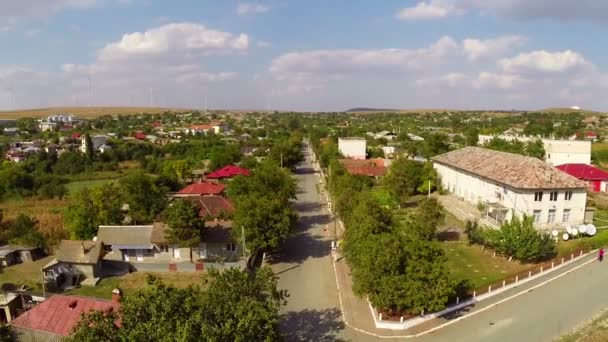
[
  {"left": 493, "top": 251, "right": 496, "bottom": 258},
  {"left": 488, "top": 285, "right": 492, "bottom": 292},
  {"left": 528, "top": 271, "right": 532, "bottom": 277},
  {"left": 473, "top": 291, "right": 476, "bottom": 298},
  {"left": 540, "top": 266, "right": 543, "bottom": 272},
  {"left": 561, "top": 257, "right": 564, "bottom": 264},
  {"left": 400, "top": 316, "right": 404, "bottom": 323},
  {"left": 515, "top": 275, "right": 519, "bottom": 282},
  {"left": 571, "top": 253, "right": 574, "bottom": 261},
  {"left": 379, "top": 313, "right": 383, "bottom": 321},
  {"left": 551, "top": 261, "right": 554, "bottom": 268},
  {"left": 503, "top": 280, "right": 506, "bottom": 288},
  {"left": 580, "top": 250, "right": 583, "bottom": 256},
  {"left": 456, "top": 297, "right": 460, "bottom": 305}
]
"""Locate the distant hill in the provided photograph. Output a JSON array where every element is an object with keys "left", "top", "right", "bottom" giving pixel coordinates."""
[
  {"left": 539, "top": 107, "right": 604, "bottom": 115},
  {"left": 0, "top": 106, "right": 193, "bottom": 119},
  {"left": 346, "top": 108, "right": 397, "bottom": 112}
]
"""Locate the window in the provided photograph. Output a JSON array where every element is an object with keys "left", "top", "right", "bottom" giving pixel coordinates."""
[
  {"left": 565, "top": 191, "right": 573, "bottom": 201},
  {"left": 226, "top": 243, "right": 237, "bottom": 252},
  {"left": 533, "top": 210, "right": 542, "bottom": 224},
  {"left": 534, "top": 192, "right": 543, "bottom": 201},
  {"left": 549, "top": 191, "right": 558, "bottom": 201},
  {"left": 562, "top": 209, "right": 571, "bottom": 223},
  {"left": 547, "top": 209, "right": 556, "bottom": 223}
]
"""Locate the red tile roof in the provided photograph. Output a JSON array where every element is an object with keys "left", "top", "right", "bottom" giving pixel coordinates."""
[
  {"left": 339, "top": 159, "right": 387, "bottom": 177},
  {"left": 556, "top": 164, "right": 608, "bottom": 181},
  {"left": 11, "top": 295, "right": 119, "bottom": 337},
  {"left": 206, "top": 165, "right": 250, "bottom": 179},
  {"left": 177, "top": 181, "right": 226, "bottom": 195},
  {"left": 133, "top": 132, "right": 146, "bottom": 140},
  {"left": 71, "top": 133, "right": 81, "bottom": 139},
  {"left": 183, "top": 196, "right": 235, "bottom": 218},
  {"left": 191, "top": 124, "right": 213, "bottom": 130}
]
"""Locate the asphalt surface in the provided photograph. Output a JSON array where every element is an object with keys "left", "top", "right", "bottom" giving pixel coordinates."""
[{"left": 275, "top": 147, "right": 608, "bottom": 342}]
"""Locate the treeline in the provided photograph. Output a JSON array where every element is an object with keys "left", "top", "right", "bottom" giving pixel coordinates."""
[
  {"left": 323, "top": 153, "right": 467, "bottom": 315},
  {"left": 483, "top": 137, "right": 545, "bottom": 159},
  {"left": 69, "top": 268, "right": 286, "bottom": 341},
  {"left": 465, "top": 217, "right": 555, "bottom": 263}
]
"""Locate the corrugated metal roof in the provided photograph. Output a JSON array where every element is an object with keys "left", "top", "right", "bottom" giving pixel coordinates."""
[
  {"left": 432, "top": 147, "right": 587, "bottom": 190},
  {"left": 556, "top": 164, "right": 608, "bottom": 181},
  {"left": 97, "top": 226, "right": 154, "bottom": 246}
]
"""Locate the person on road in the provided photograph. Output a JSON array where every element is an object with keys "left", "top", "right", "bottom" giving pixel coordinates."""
[{"left": 599, "top": 248, "right": 604, "bottom": 262}]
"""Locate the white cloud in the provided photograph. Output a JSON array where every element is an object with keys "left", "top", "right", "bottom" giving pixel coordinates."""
[
  {"left": 176, "top": 72, "right": 237, "bottom": 83},
  {"left": 236, "top": 3, "right": 270, "bottom": 15},
  {"left": 473, "top": 72, "right": 526, "bottom": 89},
  {"left": 499, "top": 50, "right": 590, "bottom": 74},
  {"left": 415, "top": 73, "right": 470, "bottom": 87},
  {"left": 396, "top": 1, "right": 460, "bottom": 20},
  {"left": 98, "top": 22, "right": 248, "bottom": 62},
  {"left": 270, "top": 36, "right": 458, "bottom": 80},
  {"left": 463, "top": 35, "right": 526, "bottom": 61}
]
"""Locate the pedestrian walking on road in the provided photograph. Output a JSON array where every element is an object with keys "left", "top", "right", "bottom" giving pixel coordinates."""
[{"left": 599, "top": 248, "right": 604, "bottom": 262}]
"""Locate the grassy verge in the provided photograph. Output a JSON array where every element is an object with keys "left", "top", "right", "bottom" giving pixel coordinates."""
[
  {"left": 558, "top": 308, "right": 608, "bottom": 342},
  {"left": 556, "top": 228, "right": 608, "bottom": 257},
  {"left": 66, "top": 272, "right": 206, "bottom": 299},
  {"left": 441, "top": 241, "right": 532, "bottom": 289},
  {"left": 66, "top": 179, "right": 116, "bottom": 194},
  {"left": 0, "top": 256, "right": 55, "bottom": 294}
]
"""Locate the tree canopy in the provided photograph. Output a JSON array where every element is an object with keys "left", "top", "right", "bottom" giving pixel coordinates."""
[{"left": 69, "top": 267, "right": 286, "bottom": 342}]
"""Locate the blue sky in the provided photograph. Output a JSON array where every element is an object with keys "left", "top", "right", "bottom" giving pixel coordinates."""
[{"left": 1, "top": 0, "right": 608, "bottom": 111}]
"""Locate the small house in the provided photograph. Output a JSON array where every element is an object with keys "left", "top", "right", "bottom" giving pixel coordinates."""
[
  {"left": 201, "top": 221, "right": 241, "bottom": 261},
  {"left": 0, "top": 245, "right": 43, "bottom": 267},
  {"left": 43, "top": 240, "right": 105, "bottom": 288}
]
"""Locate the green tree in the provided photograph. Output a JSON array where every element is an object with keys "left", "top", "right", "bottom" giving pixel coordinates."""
[
  {"left": 228, "top": 161, "right": 296, "bottom": 203},
  {"left": 465, "top": 127, "right": 479, "bottom": 146},
  {"left": 91, "top": 183, "right": 124, "bottom": 225},
  {"left": 83, "top": 133, "right": 94, "bottom": 160},
  {"left": 232, "top": 194, "right": 297, "bottom": 254},
  {"left": 383, "top": 158, "right": 423, "bottom": 206},
  {"left": 119, "top": 172, "right": 167, "bottom": 223},
  {"left": 401, "top": 198, "right": 445, "bottom": 241},
  {"left": 164, "top": 200, "right": 203, "bottom": 261},
  {"left": 0, "top": 324, "right": 12, "bottom": 342},
  {"left": 64, "top": 188, "right": 98, "bottom": 240},
  {"left": 525, "top": 139, "right": 545, "bottom": 159},
  {"left": 69, "top": 268, "right": 286, "bottom": 341},
  {"left": 494, "top": 216, "right": 556, "bottom": 262},
  {"left": 3, "top": 214, "right": 45, "bottom": 248}
]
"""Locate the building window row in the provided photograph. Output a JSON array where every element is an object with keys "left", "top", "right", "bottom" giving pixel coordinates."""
[
  {"left": 532, "top": 208, "right": 571, "bottom": 224},
  {"left": 534, "top": 191, "right": 574, "bottom": 202}
]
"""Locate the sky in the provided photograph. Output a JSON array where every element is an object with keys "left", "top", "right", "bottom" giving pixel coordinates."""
[{"left": 1, "top": 0, "right": 608, "bottom": 112}]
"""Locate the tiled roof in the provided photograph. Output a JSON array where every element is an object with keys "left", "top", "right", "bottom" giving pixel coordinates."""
[
  {"left": 557, "top": 164, "right": 608, "bottom": 181},
  {"left": 55, "top": 240, "right": 103, "bottom": 264},
  {"left": 183, "top": 196, "right": 235, "bottom": 218},
  {"left": 206, "top": 165, "right": 250, "bottom": 179},
  {"left": 97, "top": 226, "right": 154, "bottom": 248},
  {"left": 339, "top": 159, "right": 387, "bottom": 177},
  {"left": 11, "top": 295, "right": 119, "bottom": 337},
  {"left": 177, "top": 181, "right": 225, "bottom": 195},
  {"left": 432, "top": 147, "right": 587, "bottom": 190}
]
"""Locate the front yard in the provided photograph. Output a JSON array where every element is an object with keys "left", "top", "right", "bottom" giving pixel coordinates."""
[
  {"left": 66, "top": 272, "right": 206, "bottom": 299},
  {"left": 0, "top": 256, "right": 55, "bottom": 294},
  {"left": 441, "top": 241, "right": 532, "bottom": 289}
]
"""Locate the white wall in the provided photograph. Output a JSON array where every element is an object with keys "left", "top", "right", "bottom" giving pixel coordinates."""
[
  {"left": 338, "top": 138, "right": 366, "bottom": 159},
  {"left": 544, "top": 140, "right": 591, "bottom": 166},
  {"left": 434, "top": 163, "right": 587, "bottom": 229}
]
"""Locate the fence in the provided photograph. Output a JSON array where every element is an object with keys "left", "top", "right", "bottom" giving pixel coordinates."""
[{"left": 370, "top": 248, "right": 592, "bottom": 330}]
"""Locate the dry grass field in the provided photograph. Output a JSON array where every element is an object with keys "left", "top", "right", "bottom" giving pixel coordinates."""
[{"left": 0, "top": 106, "right": 193, "bottom": 119}]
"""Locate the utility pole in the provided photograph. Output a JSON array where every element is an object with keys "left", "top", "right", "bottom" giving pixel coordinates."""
[
  {"left": 41, "top": 268, "right": 46, "bottom": 299},
  {"left": 280, "top": 152, "right": 283, "bottom": 168},
  {"left": 241, "top": 226, "right": 246, "bottom": 259},
  {"left": 428, "top": 180, "right": 431, "bottom": 198}
]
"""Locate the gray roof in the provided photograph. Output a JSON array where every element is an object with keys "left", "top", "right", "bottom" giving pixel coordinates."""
[
  {"left": 0, "top": 245, "right": 38, "bottom": 257},
  {"left": 97, "top": 225, "right": 154, "bottom": 248},
  {"left": 56, "top": 240, "right": 103, "bottom": 264}
]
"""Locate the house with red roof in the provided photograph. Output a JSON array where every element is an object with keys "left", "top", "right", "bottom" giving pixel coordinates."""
[
  {"left": 11, "top": 293, "right": 120, "bottom": 340},
  {"left": 133, "top": 132, "right": 146, "bottom": 140},
  {"left": 206, "top": 165, "right": 250, "bottom": 179},
  {"left": 174, "top": 181, "right": 226, "bottom": 197},
  {"left": 339, "top": 158, "right": 388, "bottom": 178},
  {"left": 182, "top": 196, "right": 235, "bottom": 218},
  {"left": 557, "top": 163, "right": 608, "bottom": 192}
]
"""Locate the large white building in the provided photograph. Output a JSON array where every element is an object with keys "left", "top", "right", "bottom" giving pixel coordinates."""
[
  {"left": 338, "top": 137, "right": 366, "bottom": 160},
  {"left": 433, "top": 147, "right": 588, "bottom": 229},
  {"left": 479, "top": 134, "right": 591, "bottom": 166}
]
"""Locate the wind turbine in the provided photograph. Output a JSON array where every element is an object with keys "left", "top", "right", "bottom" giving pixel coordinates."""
[{"left": 87, "top": 75, "right": 93, "bottom": 107}]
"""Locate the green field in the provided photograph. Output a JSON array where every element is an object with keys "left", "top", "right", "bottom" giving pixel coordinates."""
[
  {"left": 441, "top": 241, "right": 532, "bottom": 289},
  {"left": 66, "top": 178, "right": 117, "bottom": 194}
]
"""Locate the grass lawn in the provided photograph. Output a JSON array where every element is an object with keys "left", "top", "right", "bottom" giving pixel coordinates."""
[
  {"left": 66, "top": 272, "right": 206, "bottom": 299},
  {"left": 556, "top": 228, "right": 608, "bottom": 257},
  {"left": 66, "top": 179, "right": 116, "bottom": 194},
  {"left": 441, "top": 241, "right": 532, "bottom": 289},
  {"left": 592, "top": 142, "right": 608, "bottom": 153},
  {"left": 558, "top": 308, "right": 608, "bottom": 342},
  {"left": 0, "top": 256, "right": 55, "bottom": 295}
]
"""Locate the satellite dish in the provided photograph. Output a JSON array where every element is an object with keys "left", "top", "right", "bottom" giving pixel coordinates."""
[
  {"left": 587, "top": 225, "right": 597, "bottom": 236},
  {"left": 571, "top": 229, "right": 579, "bottom": 236},
  {"left": 92, "top": 236, "right": 98, "bottom": 241},
  {"left": 563, "top": 233, "right": 570, "bottom": 241},
  {"left": 578, "top": 225, "right": 587, "bottom": 234},
  {"left": 565, "top": 225, "right": 572, "bottom": 234},
  {"left": 551, "top": 229, "right": 559, "bottom": 237}
]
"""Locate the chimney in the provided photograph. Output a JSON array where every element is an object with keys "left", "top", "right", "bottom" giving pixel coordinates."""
[{"left": 112, "top": 288, "right": 122, "bottom": 303}]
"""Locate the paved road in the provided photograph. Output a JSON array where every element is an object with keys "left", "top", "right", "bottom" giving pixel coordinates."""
[
  {"left": 272, "top": 146, "right": 352, "bottom": 341},
  {"left": 274, "top": 147, "right": 608, "bottom": 342}
]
